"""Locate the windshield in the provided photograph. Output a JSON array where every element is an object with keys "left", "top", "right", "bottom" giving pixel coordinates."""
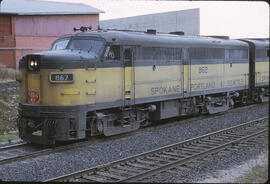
[
  {"left": 51, "top": 38, "right": 69, "bottom": 50},
  {"left": 67, "top": 39, "right": 104, "bottom": 55}
]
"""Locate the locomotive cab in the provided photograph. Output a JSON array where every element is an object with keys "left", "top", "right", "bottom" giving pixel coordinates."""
[{"left": 17, "top": 32, "right": 144, "bottom": 145}]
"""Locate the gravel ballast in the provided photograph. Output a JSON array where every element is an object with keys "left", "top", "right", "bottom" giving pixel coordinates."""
[
  {"left": 143, "top": 132, "right": 268, "bottom": 183},
  {"left": 0, "top": 102, "right": 268, "bottom": 181},
  {"left": 0, "top": 81, "right": 19, "bottom": 135}
]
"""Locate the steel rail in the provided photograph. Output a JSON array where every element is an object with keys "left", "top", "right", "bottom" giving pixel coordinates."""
[
  {"left": 44, "top": 116, "right": 268, "bottom": 182},
  {"left": 0, "top": 142, "right": 28, "bottom": 151},
  {"left": 0, "top": 138, "right": 102, "bottom": 165},
  {"left": 122, "top": 129, "right": 268, "bottom": 182}
]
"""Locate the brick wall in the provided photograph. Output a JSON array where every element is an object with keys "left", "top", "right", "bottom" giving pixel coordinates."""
[
  {"left": 0, "top": 15, "right": 13, "bottom": 36},
  {"left": 0, "top": 14, "right": 100, "bottom": 69},
  {"left": 0, "top": 15, "right": 16, "bottom": 68}
]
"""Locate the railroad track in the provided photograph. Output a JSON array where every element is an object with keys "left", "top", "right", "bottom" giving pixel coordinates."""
[
  {"left": 0, "top": 142, "right": 37, "bottom": 165},
  {"left": 0, "top": 133, "right": 141, "bottom": 166},
  {"left": 45, "top": 116, "right": 268, "bottom": 182},
  {"left": 0, "top": 139, "right": 100, "bottom": 165},
  {"left": 0, "top": 141, "right": 68, "bottom": 165}
]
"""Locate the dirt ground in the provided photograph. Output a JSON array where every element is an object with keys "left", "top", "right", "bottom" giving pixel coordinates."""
[
  {"left": 0, "top": 81, "right": 20, "bottom": 134},
  {"left": 198, "top": 151, "right": 268, "bottom": 183}
]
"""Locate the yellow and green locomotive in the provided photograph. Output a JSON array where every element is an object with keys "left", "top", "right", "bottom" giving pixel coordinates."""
[{"left": 16, "top": 29, "right": 269, "bottom": 144}]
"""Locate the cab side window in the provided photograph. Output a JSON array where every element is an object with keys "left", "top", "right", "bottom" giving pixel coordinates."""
[
  {"left": 51, "top": 39, "right": 69, "bottom": 50},
  {"left": 104, "top": 45, "right": 120, "bottom": 61}
]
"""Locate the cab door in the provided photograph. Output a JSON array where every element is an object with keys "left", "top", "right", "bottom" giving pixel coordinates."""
[
  {"left": 184, "top": 48, "right": 191, "bottom": 97},
  {"left": 123, "top": 47, "right": 134, "bottom": 106}
]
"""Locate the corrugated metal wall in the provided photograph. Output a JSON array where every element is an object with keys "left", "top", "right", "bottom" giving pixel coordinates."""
[{"left": 100, "top": 9, "right": 200, "bottom": 35}]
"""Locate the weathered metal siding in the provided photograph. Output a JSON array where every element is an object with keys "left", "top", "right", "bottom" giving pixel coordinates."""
[
  {"left": 100, "top": 9, "right": 200, "bottom": 35},
  {"left": 0, "top": 15, "right": 13, "bottom": 35},
  {"left": 0, "top": 14, "right": 99, "bottom": 69},
  {"left": 0, "top": 14, "right": 16, "bottom": 68},
  {"left": 15, "top": 14, "right": 99, "bottom": 36}
]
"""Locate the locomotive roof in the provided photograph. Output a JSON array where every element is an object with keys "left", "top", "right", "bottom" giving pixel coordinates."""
[
  {"left": 74, "top": 30, "right": 249, "bottom": 49},
  {"left": 240, "top": 38, "right": 269, "bottom": 49}
]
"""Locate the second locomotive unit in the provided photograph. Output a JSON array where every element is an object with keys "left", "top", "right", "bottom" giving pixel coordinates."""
[{"left": 16, "top": 29, "right": 269, "bottom": 144}]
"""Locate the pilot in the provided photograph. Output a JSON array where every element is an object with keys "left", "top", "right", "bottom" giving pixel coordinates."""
[{"left": 108, "top": 50, "right": 115, "bottom": 59}]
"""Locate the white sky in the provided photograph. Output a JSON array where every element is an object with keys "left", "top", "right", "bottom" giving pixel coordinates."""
[{"left": 47, "top": 0, "right": 269, "bottom": 39}]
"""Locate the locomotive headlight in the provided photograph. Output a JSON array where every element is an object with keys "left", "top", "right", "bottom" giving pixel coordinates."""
[
  {"left": 28, "top": 58, "right": 39, "bottom": 71},
  {"left": 30, "top": 60, "right": 37, "bottom": 67},
  {"left": 30, "top": 60, "right": 38, "bottom": 67}
]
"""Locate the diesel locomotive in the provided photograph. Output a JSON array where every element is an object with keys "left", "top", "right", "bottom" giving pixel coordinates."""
[{"left": 16, "top": 29, "right": 269, "bottom": 144}]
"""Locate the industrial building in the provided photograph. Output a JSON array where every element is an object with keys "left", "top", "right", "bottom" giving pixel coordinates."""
[
  {"left": 100, "top": 8, "right": 200, "bottom": 35},
  {"left": 0, "top": 0, "right": 103, "bottom": 69},
  {"left": 0, "top": 0, "right": 200, "bottom": 69}
]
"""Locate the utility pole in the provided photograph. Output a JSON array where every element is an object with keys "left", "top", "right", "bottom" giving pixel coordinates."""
[{"left": 0, "top": 0, "right": 2, "bottom": 12}]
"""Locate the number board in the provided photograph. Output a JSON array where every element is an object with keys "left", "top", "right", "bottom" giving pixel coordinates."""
[{"left": 49, "top": 72, "right": 75, "bottom": 83}]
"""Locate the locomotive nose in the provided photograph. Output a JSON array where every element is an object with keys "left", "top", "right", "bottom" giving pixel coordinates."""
[{"left": 38, "top": 50, "right": 97, "bottom": 63}]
